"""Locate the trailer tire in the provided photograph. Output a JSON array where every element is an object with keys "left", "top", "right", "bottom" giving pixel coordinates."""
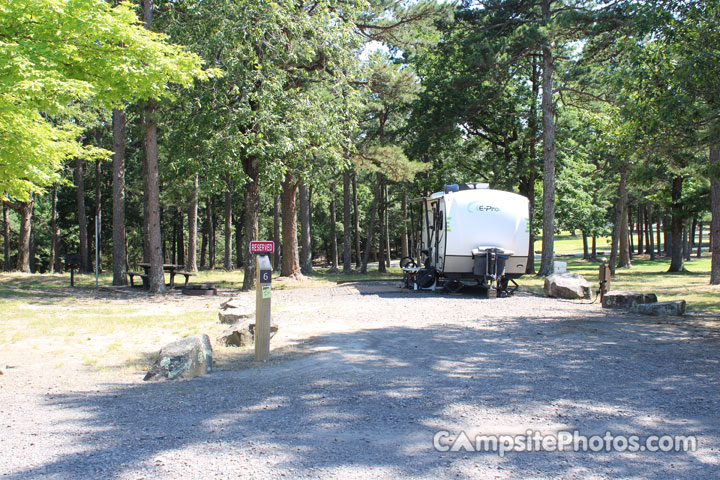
[{"left": 445, "top": 279, "right": 464, "bottom": 293}]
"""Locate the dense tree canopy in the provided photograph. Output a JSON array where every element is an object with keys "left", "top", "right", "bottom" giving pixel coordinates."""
[
  {"left": 0, "top": 0, "right": 208, "bottom": 200},
  {"left": 1, "top": 0, "right": 719, "bottom": 289}
]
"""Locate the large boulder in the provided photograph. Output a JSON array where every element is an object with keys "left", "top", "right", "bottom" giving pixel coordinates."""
[
  {"left": 544, "top": 273, "right": 592, "bottom": 300},
  {"left": 217, "top": 323, "right": 253, "bottom": 347},
  {"left": 602, "top": 291, "right": 658, "bottom": 309},
  {"left": 632, "top": 300, "right": 686, "bottom": 316},
  {"left": 144, "top": 334, "right": 213, "bottom": 381},
  {"left": 217, "top": 321, "right": 278, "bottom": 347}
]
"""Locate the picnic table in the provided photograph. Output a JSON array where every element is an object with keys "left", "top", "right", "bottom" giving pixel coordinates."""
[{"left": 129, "top": 263, "right": 194, "bottom": 289}]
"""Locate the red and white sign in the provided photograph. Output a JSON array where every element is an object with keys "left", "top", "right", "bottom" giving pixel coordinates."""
[{"left": 249, "top": 241, "right": 274, "bottom": 254}]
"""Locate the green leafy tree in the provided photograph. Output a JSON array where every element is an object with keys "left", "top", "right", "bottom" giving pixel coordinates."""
[{"left": 0, "top": 0, "right": 209, "bottom": 274}]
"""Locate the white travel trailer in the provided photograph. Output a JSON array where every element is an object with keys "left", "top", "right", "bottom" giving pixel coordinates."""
[{"left": 406, "top": 182, "right": 530, "bottom": 295}]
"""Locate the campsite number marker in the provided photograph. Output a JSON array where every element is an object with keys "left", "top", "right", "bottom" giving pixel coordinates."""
[{"left": 251, "top": 241, "right": 274, "bottom": 361}]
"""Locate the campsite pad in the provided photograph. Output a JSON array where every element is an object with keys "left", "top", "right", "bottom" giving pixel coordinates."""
[{"left": 2, "top": 282, "right": 719, "bottom": 479}]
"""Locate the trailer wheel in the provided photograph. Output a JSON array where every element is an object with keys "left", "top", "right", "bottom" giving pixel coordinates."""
[
  {"left": 416, "top": 269, "right": 437, "bottom": 289},
  {"left": 445, "top": 279, "right": 464, "bottom": 293},
  {"left": 497, "top": 277, "right": 510, "bottom": 298},
  {"left": 399, "top": 256, "right": 416, "bottom": 269}
]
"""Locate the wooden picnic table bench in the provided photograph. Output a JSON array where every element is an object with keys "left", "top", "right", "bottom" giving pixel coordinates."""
[
  {"left": 126, "top": 271, "right": 149, "bottom": 288},
  {"left": 137, "top": 263, "right": 195, "bottom": 289},
  {"left": 174, "top": 271, "right": 196, "bottom": 288}
]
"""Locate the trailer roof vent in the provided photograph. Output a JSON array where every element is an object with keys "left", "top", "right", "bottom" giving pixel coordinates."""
[{"left": 459, "top": 182, "right": 489, "bottom": 190}]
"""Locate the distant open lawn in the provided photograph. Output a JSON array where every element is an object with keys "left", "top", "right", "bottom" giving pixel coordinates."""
[{"left": 533, "top": 230, "right": 707, "bottom": 256}]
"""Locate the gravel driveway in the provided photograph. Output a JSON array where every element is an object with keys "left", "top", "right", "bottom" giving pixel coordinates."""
[{"left": 2, "top": 282, "right": 719, "bottom": 479}]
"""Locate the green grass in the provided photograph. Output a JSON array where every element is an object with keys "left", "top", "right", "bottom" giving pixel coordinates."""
[
  {"left": 534, "top": 232, "right": 611, "bottom": 255},
  {"left": 534, "top": 231, "right": 707, "bottom": 257}
]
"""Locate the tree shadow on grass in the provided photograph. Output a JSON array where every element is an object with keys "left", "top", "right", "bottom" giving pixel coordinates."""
[{"left": 6, "top": 308, "right": 720, "bottom": 479}]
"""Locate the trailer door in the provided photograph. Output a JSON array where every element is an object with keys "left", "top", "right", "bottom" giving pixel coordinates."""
[{"left": 436, "top": 198, "right": 447, "bottom": 272}]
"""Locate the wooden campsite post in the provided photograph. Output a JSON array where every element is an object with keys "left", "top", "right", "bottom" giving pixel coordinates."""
[{"left": 250, "top": 241, "right": 274, "bottom": 362}]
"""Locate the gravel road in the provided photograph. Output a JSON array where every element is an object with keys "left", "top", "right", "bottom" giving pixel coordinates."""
[{"left": 2, "top": 282, "right": 719, "bottom": 479}]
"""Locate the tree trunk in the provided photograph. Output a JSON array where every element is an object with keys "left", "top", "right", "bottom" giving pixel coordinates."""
[
  {"left": 176, "top": 208, "right": 185, "bottom": 266},
  {"left": 299, "top": 180, "right": 313, "bottom": 275},
  {"left": 401, "top": 193, "right": 409, "bottom": 259},
  {"left": 361, "top": 174, "right": 383, "bottom": 273},
  {"left": 29, "top": 201, "right": 36, "bottom": 273},
  {"left": 710, "top": 143, "right": 720, "bottom": 283},
  {"left": 170, "top": 213, "right": 177, "bottom": 265},
  {"left": 697, "top": 221, "right": 703, "bottom": 258},
  {"left": 618, "top": 170, "right": 631, "bottom": 269},
  {"left": 112, "top": 108, "right": 127, "bottom": 285},
  {"left": 648, "top": 206, "right": 656, "bottom": 261},
  {"left": 524, "top": 58, "right": 540, "bottom": 275},
  {"left": 212, "top": 207, "right": 218, "bottom": 267},
  {"left": 628, "top": 205, "right": 635, "bottom": 259},
  {"left": 343, "top": 171, "right": 353, "bottom": 273},
  {"left": 378, "top": 177, "right": 387, "bottom": 274},
  {"left": 235, "top": 213, "right": 244, "bottom": 269},
  {"left": 664, "top": 216, "right": 672, "bottom": 257},
  {"left": 637, "top": 205, "right": 644, "bottom": 255},
  {"left": 668, "top": 176, "right": 686, "bottom": 273},
  {"left": 171, "top": 216, "right": 177, "bottom": 264},
  {"left": 537, "top": 2, "right": 556, "bottom": 277},
  {"left": 656, "top": 214, "right": 662, "bottom": 256},
  {"left": 49, "top": 185, "right": 58, "bottom": 274},
  {"left": 187, "top": 175, "right": 198, "bottom": 272},
  {"left": 591, "top": 235, "right": 597, "bottom": 259},
  {"left": 162, "top": 207, "right": 168, "bottom": 264},
  {"left": 628, "top": 205, "right": 634, "bottom": 259},
  {"left": 689, "top": 217, "right": 697, "bottom": 261},
  {"left": 353, "top": 172, "right": 362, "bottom": 269},
  {"left": 273, "top": 194, "right": 281, "bottom": 271},
  {"left": 94, "top": 158, "right": 102, "bottom": 272},
  {"left": 224, "top": 173, "right": 233, "bottom": 270},
  {"left": 242, "top": 157, "right": 259, "bottom": 290},
  {"left": 206, "top": 197, "right": 214, "bottom": 270},
  {"left": 609, "top": 223, "right": 619, "bottom": 276},
  {"left": 309, "top": 186, "right": 314, "bottom": 263},
  {"left": 281, "top": 173, "right": 302, "bottom": 278},
  {"left": 644, "top": 206, "right": 652, "bottom": 254},
  {"left": 200, "top": 206, "right": 207, "bottom": 269},
  {"left": 642, "top": 206, "right": 649, "bottom": 254},
  {"left": 582, "top": 232, "right": 589, "bottom": 260},
  {"left": 141, "top": 1, "right": 164, "bottom": 293},
  {"left": 16, "top": 196, "right": 33, "bottom": 273},
  {"left": 74, "top": 157, "right": 89, "bottom": 273},
  {"left": 143, "top": 100, "right": 165, "bottom": 293},
  {"left": 384, "top": 181, "right": 391, "bottom": 267},
  {"left": 609, "top": 169, "right": 628, "bottom": 275},
  {"left": 3, "top": 203, "right": 9, "bottom": 271},
  {"left": 329, "top": 180, "right": 339, "bottom": 272},
  {"left": 519, "top": 173, "right": 536, "bottom": 274}
]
